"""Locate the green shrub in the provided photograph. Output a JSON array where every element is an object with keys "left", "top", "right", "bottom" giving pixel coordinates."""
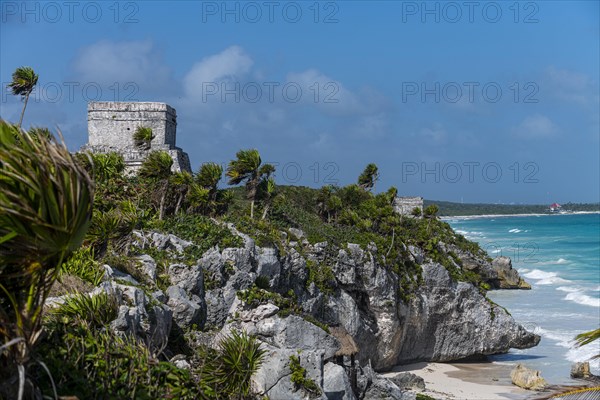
[
  {"left": 37, "top": 321, "right": 202, "bottom": 399},
  {"left": 289, "top": 353, "right": 321, "bottom": 395},
  {"left": 306, "top": 260, "right": 336, "bottom": 294},
  {"left": 199, "top": 330, "right": 267, "bottom": 398},
  {"left": 133, "top": 126, "right": 153, "bottom": 149},
  {"left": 255, "top": 275, "right": 271, "bottom": 289},
  {"left": 61, "top": 246, "right": 104, "bottom": 286},
  {"left": 147, "top": 214, "right": 243, "bottom": 259},
  {"left": 46, "top": 292, "right": 117, "bottom": 329}
]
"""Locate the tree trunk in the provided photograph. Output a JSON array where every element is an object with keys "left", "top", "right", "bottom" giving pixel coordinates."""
[
  {"left": 261, "top": 204, "right": 270, "bottom": 220},
  {"left": 174, "top": 191, "right": 183, "bottom": 215},
  {"left": 250, "top": 200, "right": 254, "bottom": 219},
  {"left": 18, "top": 92, "right": 30, "bottom": 128},
  {"left": 159, "top": 181, "right": 169, "bottom": 220}
]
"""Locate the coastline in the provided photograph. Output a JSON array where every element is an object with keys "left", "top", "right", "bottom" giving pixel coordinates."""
[
  {"left": 441, "top": 211, "right": 600, "bottom": 220},
  {"left": 383, "top": 362, "right": 535, "bottom": 400}
]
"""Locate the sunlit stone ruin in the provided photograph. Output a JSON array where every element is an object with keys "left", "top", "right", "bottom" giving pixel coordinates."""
[{"left": 82, "top": 101, "right": 191, "bottom": 173}]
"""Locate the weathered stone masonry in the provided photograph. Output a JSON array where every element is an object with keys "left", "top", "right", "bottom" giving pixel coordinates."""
[
  {"left": 393, "top": 196, "right": 424, "bottom": 216},
  {"left": 82, "top": 102, "right": 191, "bottom": 173}
]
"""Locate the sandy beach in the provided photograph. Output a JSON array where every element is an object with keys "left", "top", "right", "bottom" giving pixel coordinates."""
[
  {"left": 383, "top": 362, "right": 536, "bottom": 400},
  {"left": 441, "top": 211, "right": 600, "bottom": 221}
]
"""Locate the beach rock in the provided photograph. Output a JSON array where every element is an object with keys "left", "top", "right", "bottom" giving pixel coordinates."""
[
  {"left": 510, "top": 364, "right": 547, "bottom": 390},
  {"left": 323, "top": 362, "right": 356, "bottom": 400},
  {"left": 363, "top": 375, "right": 405, "bottom": 400},
  {"left": 491, "top": 256, "right": 531, "bottom": 289},
  {"left": 389, "top": 372, "right": 425, "bottom": 391},
  {"left": 570, "top": 362, "right": 591, "bottom": 379}
]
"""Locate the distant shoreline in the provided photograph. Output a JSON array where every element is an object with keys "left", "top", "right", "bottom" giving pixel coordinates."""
[{"left": 441, "top": 211, "right": 600, "bottom": 220}]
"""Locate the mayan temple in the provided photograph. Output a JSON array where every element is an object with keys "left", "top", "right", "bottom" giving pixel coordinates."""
[{"left": 82, "top": 102, "right": 191, "bottom": 173}]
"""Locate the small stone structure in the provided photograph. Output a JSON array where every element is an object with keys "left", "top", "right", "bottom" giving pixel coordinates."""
[
  {"left": 82, "top": 102, "right": 191, "bottom": 173},
  {"left": 393, "top": 196, "right": 424, "bottom": 217}
]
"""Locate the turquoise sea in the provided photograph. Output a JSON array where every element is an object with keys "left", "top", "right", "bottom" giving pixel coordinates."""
[{"left": 446, "top": 213, "right": 600, "bottom": 384}]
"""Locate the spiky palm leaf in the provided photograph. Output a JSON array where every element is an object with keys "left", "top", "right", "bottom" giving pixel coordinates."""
[
  {"left": 575, "top": 328, "right": 600, "bottom": 359},
  {"left": 139, "top": 151, "right": 173, "bottom": 180},
  {"left": 7, "top": 66, "right": 39, "bottom": 127},
  {"left": 197, "top": 162, "right": 223, "bottom": 190},
  {"left": 133, "top": 126, "right": 154, "bottom": 149},
  {"left": 0, "top": 119, "right": 93, "bottom": 396},
  {"left": 226, "top": 149, "right": 261, "bottom": 185}
]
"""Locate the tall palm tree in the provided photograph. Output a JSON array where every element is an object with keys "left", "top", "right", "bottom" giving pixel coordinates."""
[
  {"left": 226, "top": 149, "right": 274, "bottom": 219},
  {"left": 170, "top": 171, "right": 193, "bottom": 215},
  {"left": 7, "top": 67, "right": 39, "bottom": 128},
  {"left": 197, "top": 162, "right": 223, "bottom": 202},
  {"left": 139, "top": 151, "right": 173, "bottom": 219},
  {"left": 259, "top": 177, "right": 276, "bottom": 220}
]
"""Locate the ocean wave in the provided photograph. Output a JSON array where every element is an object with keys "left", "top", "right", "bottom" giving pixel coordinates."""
[
  {"left": 556, "top": 286, "right": 580, "bottom": 293},
  {"left": 522, "top": 269, "right": 571, "bottom": 285},
  {"left": 536, "top": 328, "right": 575, "bottom": 348},
  {"left": 509, "top": 228, "right": 522, "bottom": 233},
  {"left": 565, "top": 292, "right": 600, "bottom": 308},
  {"left": 566, "top": 344, "right": 600, "bottom": 370},
  {"left": 550, "top": 258, "right": 569, "bottom": 264}
]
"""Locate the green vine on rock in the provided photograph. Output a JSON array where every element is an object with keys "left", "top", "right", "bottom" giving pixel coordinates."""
[{"left": 289, "top": 352, "right": 321, "bottom": 396}]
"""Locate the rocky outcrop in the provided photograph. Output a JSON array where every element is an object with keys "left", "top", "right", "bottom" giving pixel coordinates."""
[
  {"left": 389, "top": 372, "right": 425, "bottom": 391},
  {"left": 571, "top": 362, "right": 591, "bottom": 379},
  {"left": 448, "top": 243, "right": 531, "bottom": 289},
  {"left": 193, "top": 226, "right": 540, "bottom": 370},
  {"left": 323, "top": 362, "right": 355, "bottom": 400},
  {"left": 510, "top": 364, "right": 547, "bottom": 390},
  {"left": 394, "top": 262, "right": 539, "bottom": 364},
  {"left": 491, "top": 256, "right": 531, "bottom": 289},
  {"left": 56, "top": 222, "right": 540, "bottom": 399}
]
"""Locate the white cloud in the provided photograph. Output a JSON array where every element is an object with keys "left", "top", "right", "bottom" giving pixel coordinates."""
[
  {"left": 513, "top": 114, "right": 559, "bottom": 138},
  {"left": 73, "top": 40, "right": 171, "bottom": 89},
  {"left": 285, "top": 68, "right": 361, "bottom": 115},
  {"left": 545, "top": 66, "right": 599, "bottom": 106},
  {"left": 183, "top": 45, "right": 253, "bottom": 98}
]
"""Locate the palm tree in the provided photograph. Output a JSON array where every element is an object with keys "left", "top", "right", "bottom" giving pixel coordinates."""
[
  {"left": 170, "top": 171, "right": 193, "bottom": 215},
  {"left": 0, "top": 120, "right": 93, "bottom": 399},
  {"left": 358, "top": 163, "right": 379, "bottom": 191},
  {"left": 197, "top": 162, "right": 223, "bottom": 202},
  {"left": 7, "top": 67, "right": 39, "bottom": 128},
  {"left": 226, "top": 149, "right": 275, "bottom": 219},
  {"left": 139, "top": 151, "right": 173, "bottom": 219},
  {"left": 259, "top": 177, "right": 276, "bottom": 220}
]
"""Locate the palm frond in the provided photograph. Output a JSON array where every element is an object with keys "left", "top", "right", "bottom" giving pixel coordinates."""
[
  {"left": 197, "top": 162, "right": 223, "bottom": 189},
  {"left": 6, "top": 66, "right": 38, "bottom": 96}
]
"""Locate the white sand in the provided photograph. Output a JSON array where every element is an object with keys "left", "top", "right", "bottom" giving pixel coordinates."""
[
  {"left": 441, "top": 211, "right": 599, "bottom": 220},
  {"left": 382, "top": 362, "right": 532, "bottom": 400}
]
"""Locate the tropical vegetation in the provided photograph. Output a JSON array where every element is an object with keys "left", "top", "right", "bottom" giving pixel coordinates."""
[{"left": 0, "top": 117, "right": 497, "bottom": 398}]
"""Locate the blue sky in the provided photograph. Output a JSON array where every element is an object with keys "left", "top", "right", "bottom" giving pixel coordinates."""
[{"left": 1, "top": 0, "right": 598, "bottom": 204}]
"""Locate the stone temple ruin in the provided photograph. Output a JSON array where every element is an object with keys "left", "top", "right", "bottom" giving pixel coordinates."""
[
  {"left": 392, "top": 196, "right": 424, "bottom": 216},
  {"left": 82, "top": 102, "right": 191, "bottom": 173}
]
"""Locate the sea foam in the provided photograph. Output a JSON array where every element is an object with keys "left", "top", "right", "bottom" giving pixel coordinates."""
[{"left": 564, "top": 292, "right": 600, "bottom": 308}]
